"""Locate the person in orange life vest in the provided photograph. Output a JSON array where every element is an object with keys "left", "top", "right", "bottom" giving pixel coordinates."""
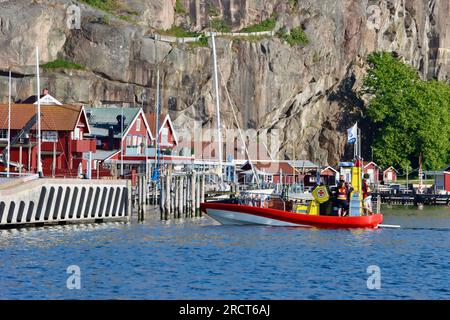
[
  {"left": 362, "top": 173, "right": 373, "bottom": 215},
  {"left": 336, "top": 175, "right": 353, "bottom": 216}
]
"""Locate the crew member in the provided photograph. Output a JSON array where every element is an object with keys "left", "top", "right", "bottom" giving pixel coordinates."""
[
  {"left": 336, "top": 176, "right": 348, "bottom": 217},
  {"left": 362, "top": 174, "right": 373, "bottom": 215}
]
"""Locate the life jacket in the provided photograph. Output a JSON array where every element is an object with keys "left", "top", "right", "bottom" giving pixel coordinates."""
[
  {"left": 337, "top": 186, "right": 347, "bottom": 200},
  {"left": 362, "top": 181, "right": 371, "bottom": 197}
]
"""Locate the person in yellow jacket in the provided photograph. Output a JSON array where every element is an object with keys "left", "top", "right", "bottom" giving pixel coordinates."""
[{"left": 336, "top": 175, "right": 353, "bottom": 216}]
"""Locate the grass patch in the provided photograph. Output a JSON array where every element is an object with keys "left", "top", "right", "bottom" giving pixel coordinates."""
[
  {"left": 207, "top": 3, "right": 220, "bottom": 17},
  {"left": 160, "top": 25, "right": 201, "bottom": 38},
  {"left": 187, "top": 35, "right": 209, "bottom": 49},
  {"left": 80, "top": 0, "right": 119, "bottom": 12},
  {"left": 278, "top": 26, "right": 309, "bottom": 46},
  {"left": 175, "top": 0, "right": 186, "bottom": 15},
  {"left": 41, "top": 59, "right": 85, "bottom": 70},
  {"left": 230, "top": 35, "right": 271, "bottom": 43},
  {"left": 81, "top": 0, "right": 137, "bottom": 23},
  {"left": 208, "top": 3, "right": 220, "bottom": 17},
  {"left": 240, "top": 16, "right": 276, "bottom": 33},
  {"left": 210, "top": 18, "right": 231, "bottom": 32}
]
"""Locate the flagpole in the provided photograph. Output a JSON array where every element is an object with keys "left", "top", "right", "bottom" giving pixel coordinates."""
[
  {"left": 355, "top": 121, "right": 358, "bottom": 160},
  {"left": 7, "top": 69, "right": 11, "bottom": 178}
]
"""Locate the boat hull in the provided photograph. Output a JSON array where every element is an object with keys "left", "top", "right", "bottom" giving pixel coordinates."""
[{"left": 201, "top": 202, "right": 383, "bottom": 229}]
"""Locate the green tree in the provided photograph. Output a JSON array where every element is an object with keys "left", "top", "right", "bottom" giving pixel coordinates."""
[{"left": 363, "top": 52, "right": 450, "bottom": 170}]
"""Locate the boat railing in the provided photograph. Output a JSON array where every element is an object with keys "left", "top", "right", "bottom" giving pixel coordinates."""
[{"left": 235, "top": 192, "right": 273, "bottom": 208}]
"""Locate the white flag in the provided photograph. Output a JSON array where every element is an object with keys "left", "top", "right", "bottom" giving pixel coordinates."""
[{"left": 347, "top": 123, "right": 357, "bottom": 144}]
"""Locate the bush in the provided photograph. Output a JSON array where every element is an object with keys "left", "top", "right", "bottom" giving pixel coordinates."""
[
  {"left": 210, "top": 18, "right": 231, "bottom": 32},
  {"left": 80, "top": 0, "right": 118, "bottom": 12},
  {"left": 240, "top": 16, "right": 277, "bottom": 33},
  {"left": 81, "top": 0, "right": 136, "bottom": 23},
  {"left": 207, "top": 3, "right": 220, "bottom": 17},
  {"left": 175, "top": 0, "right": 186, "bottom": 15},
  {"left": 188, "top": 35, "right": 209, "bottom": 49},
  {"left": 161, "top": 25, "right": 201, "bottom": 38},
  {"left": 279, "top": 27, "right": 309, "bottom": 46}
]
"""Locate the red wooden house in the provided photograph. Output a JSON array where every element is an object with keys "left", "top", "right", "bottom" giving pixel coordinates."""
[
  {"left": 0, "top": 104, "right": 95, "bottom": 177},
  {"left": 428, "top": 165, "right": 450, "bottom": 194},
  {"left": 383, "top": 166, "right": 398, "bottom": 184},
  {"left": 85, "top": 107, "right": 154, "bottom": 177},
  {"left": 240, "top": 161, "right": 299, "bottom": 184},
  {"left": 363, "top": 161, "right": 381, "bottom": 185},
  {"left": 444, "top": 166, "right": 450, "bottom": 193},
  {"left": 145, "top": 113, "right": 178, "bottom": 151},
  {"left": 86, "top": 108, "right": 185, "bottom": 178},
  {"left": 320, "top": 166, "right": 339, "bottom": 186}
]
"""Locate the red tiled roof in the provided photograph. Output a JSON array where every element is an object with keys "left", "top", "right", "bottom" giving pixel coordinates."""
[{"left": 0, "top": 104, "right": 83, "bottom": 131}]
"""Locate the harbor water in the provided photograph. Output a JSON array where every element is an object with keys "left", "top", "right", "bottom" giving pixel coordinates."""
[{"left": 0, "top": 205, "right": 449, "bottom": 299}]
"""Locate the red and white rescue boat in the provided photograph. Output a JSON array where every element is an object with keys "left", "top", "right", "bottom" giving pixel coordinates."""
[{"left": 200, "top": 201, "right": 383, "bottom": 229}]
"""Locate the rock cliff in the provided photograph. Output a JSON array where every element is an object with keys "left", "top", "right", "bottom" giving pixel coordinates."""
[{"left": 0, "top": 0, "right": 448, "bottom": 165}]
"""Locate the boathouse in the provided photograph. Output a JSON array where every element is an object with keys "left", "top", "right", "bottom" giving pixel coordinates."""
[
  {"left": 363, "top": 161, "right": 381, "bottom": 185},
  {"left": 427, "top": 165, "right": 450, "bottom": 194},
  {"left": 0, "top": 104, "right": 95, "bottom": 177},
  {"left": 383, "top": 166, "right": 398, "bottom": 184},
  {"left": 239, "top": 161, "right": 299, "bottom": 184},
  {"left": 320, "top": 166, "right": 339, "bottom": 186}
]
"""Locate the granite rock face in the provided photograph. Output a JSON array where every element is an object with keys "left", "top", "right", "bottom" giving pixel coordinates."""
[{"left": 0, "top": 0, "right": 448, "bottom": 165}]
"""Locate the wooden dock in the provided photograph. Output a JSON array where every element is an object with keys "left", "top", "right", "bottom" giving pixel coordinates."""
[
  {"left": 372, "top": 192, "right": 450, "bottom": 206},
  {"left": 132, "top": 172, "right": 208, "bottom": 220}
]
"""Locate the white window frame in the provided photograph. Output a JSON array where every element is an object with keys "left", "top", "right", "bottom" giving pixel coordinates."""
[
  {"left": 42, "top": 131, "right": 58, "bottom": 142},
  {"left": 161, "top": 127, "right": 169, "bottom": 145},
  {"left": 74, "top": 127, "right": 81, "bottom": 140},
  {"left": 0, "top": 129, "right": 7, "bottom": 140},
  {"left": 136, "top": 118, "right": 141, "bottom": 131}
]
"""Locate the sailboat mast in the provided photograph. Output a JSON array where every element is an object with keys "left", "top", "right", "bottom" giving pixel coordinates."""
[
  {"left": 36, "top": 47, "right": 42, "bottom": 177},
  {"left": 7, "top": 69, "right": 11, "bottom": 178},
  {"left": 211, "top": 33, "right": 223, "bottom": 170},
  {"left": 154, "top": 68, "right": 160, "bottom": 179}
]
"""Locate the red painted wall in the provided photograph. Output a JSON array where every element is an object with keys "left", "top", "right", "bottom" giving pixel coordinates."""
[
  {"left": 0, "top": 111, "right": 95, "bottom": 177},
  {"left": 444, "top": 173, "right": 450, "bottom": 192},
  {"left": 156, "top": 118, "right": 176, "bottom": 148}
]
